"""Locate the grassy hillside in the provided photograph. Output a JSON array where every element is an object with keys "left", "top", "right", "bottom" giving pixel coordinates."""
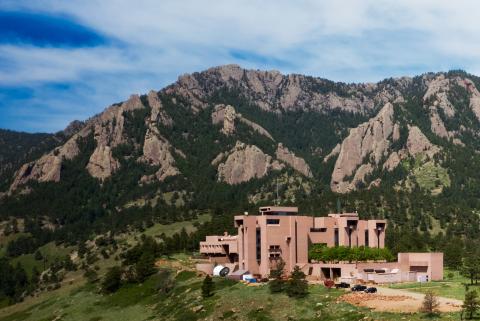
[{"left": 0, "top": 261, "right": 461, "bottom": 321}]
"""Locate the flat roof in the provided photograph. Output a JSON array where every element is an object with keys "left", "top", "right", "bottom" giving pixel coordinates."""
[{"left": 259, "top": 206, "right": 298, "bottom": 213}]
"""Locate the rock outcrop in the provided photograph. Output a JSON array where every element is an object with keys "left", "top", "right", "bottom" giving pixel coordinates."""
[
  {"left": 172, "top": 64, "right": 407, "bottom": 114},
  {"left": 148, "top": 90, "right": 172, "bottom": 127},
  {"left": 423, "top": 74, "right": 456, "bottom": 118},
  {"left": 217, "top": 142, "right": 280, "bottom": 185},
  {"left": 323, "top": 144, "right": 341, "bottom": 163},
  {"left": 86, "top": 145, "right": 119, "bottom": 180},
  {"left": 139, "top": 129, "right": 179, "bottom": 182},
  {"left": 211, "top": 104, "right": 274, "bottom": 140},
  {"left": 9, "top": 133, "right": 82, "bottom": 191},
  {"left": 405, "top": 125, "right": 440, "bottom": 158},
  {"left": 275, "top": 143, "right": 312, "bottom": 177},
  {"left": 331, "top": 100, "right": 442, "bottom": 193},
  {"left": 331, "top": 103, "right": 397, "bottom": 193},
  {"left": 87, "top": 94, "right": 145, "bottom": 180}
]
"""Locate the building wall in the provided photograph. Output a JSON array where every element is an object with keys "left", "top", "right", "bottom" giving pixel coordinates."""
[{"left": 200, "top": 207, "right": 441, "bottom": 282}]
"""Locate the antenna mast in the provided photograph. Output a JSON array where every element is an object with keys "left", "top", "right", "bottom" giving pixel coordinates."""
[{"left": 276, "top": 178, "right": 279, "bottom": 205}]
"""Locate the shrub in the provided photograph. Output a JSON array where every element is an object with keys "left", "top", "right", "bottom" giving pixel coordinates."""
[
  {"left": 201, "top": 275, "right": 214, "bottom": 298},
  {"left": 269, "top": 259, "right": 285, "bottom": 293}
]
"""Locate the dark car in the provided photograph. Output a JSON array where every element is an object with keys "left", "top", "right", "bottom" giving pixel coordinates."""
[
  {"left": 364, "top": 287, "right": 377, "bottom": 293},
  {"left": 351, "top": 284, "right": 367, "bottom": 292},
  {"left": 335, "top": 282, "right": 350, "bottom": 289}
]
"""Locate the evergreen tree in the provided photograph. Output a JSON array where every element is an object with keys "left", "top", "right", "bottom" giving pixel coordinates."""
[
  {"left": 420, "top": 290, "right": 439, "bottom": 316},
  {"left": 201, "top": 275, "right": 214, "bottom": 298},
  {"left": 285, "top": 266, "right": 308, "bottom": 298},
  {"left": 135, "top": 252, "right": 156, "bottom": 282},
  {"left": 461, "top": 249, "right": 480, "bottom": 285},
  {"left": 463, "top": 290, "right": 480, "bottom": 319},
  {"left": 268, "top": 259, "right": 285, "bottom": 293},
  {"left": 34, "top": 250, "right": 43, "bottom": 261},
  {"left": 101, "top": 266, "right": 122, "bottom": 293}
]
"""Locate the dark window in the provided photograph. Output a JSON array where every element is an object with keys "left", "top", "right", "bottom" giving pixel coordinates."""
[
  {"left": 267, "top": 219, "right": 280, "bottom": 225},
  {"left": 334, "top": 228, "right": 339, "bottom": 247},
  {"left": 365, "top": 230, "right": 369, "bottom": 247},
  {"left": 310, "top": 227, "right": 327, "bottom": 232},
  {"left": 256, "top": 228, "right": 261, "bottom": 261}
]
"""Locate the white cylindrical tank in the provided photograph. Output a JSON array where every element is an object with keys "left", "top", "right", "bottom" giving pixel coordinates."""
[{"left": 213, "top": 265, "right": 230, "bottom": 277}]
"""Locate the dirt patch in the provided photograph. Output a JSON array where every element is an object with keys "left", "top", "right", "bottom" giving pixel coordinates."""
[{"left": 338, "top": 289, "right": 462, "bottom": 313}]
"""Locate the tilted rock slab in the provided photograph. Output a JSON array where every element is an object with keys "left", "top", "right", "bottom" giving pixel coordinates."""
[
  {"left": 275, "top": 143, "right": 312, "bottom": 177},
  {"left": 217, "top": 141, "right": 282, "bottom": 185},
  {"left": 331, "top": 102, "right": 396, "bottom": 193}
]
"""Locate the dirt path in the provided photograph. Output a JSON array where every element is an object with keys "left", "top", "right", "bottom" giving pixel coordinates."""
[{"left": 339, "top": 286, "right": 462, "bottom": 313}]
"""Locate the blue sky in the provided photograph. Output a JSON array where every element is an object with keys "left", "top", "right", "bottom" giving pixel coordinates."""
[{"left": 1, "top": 0, "right": 480, "bottom": 133}]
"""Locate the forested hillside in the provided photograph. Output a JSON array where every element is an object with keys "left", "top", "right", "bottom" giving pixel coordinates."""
[{"left": 1, "top": 66, "right": 480, "bottom": 303}]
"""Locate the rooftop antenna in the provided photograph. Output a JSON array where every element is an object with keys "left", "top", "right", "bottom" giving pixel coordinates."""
[{"left": 276, "top": 178, "right": 280, "bottom": 206}]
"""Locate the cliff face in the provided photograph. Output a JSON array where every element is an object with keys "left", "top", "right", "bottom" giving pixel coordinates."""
[
  {"left": 5, "top": 66, "right": 479, "bottom": 201},
  {"left": 217, "top": 142, "right": 279, "bottom": 185},
  {"left": 331, "top": 103, "right": 397, "bottom": 193}
]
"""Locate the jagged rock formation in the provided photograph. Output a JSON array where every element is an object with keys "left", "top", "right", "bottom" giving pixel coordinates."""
[
  {"left": 86, "top": 145, "right": 119, "bottom": 180},
  {"left": 6, "top": 66, "right": 480, "bottom": 199},
  {"left": 423, "top": 74, "right": 456, "bottom": 117},
  {"left": 275, "top": 143, "right": 312, "bottom": 177},
  {"left": 148, "top": 90, "right": 172, "bottom": 127},
  {"left": 172, "top": 64, "right": 407, "bottom": 114},
  {"left": 331, "top": 103, "right": 397, "bottom": 193},
  {"left": 212, "top": 104, "right": 274, "bottom": 140},
  {"left": 87, "top": 94, "right": 145, "bottom": 179},
  {"left": 331, "top": 96, "right": 443, "bottom": 193},
  {"left": 9, "top": 133, "right": 82, "bottom": 192},
  {"left": 62, "top": 120, "right": 85, "bottom": 137},
  {"left": 139, "top": 130, "right": 179, "bottom": 183},
  {"left": 217, "top": 142, "right": 282, "bottom": 185},
  {"left": 139, "top": 91, "right": 179, "bottom": 183}
]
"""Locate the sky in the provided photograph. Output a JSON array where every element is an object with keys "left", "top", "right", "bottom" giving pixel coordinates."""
[{"left": 1, "top": 1, "right": 480, "bottom": 133}]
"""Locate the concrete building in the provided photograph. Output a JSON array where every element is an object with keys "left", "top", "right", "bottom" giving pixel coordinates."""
[{"left": 197, "top": 206, "right": 443, "bottom": 283}]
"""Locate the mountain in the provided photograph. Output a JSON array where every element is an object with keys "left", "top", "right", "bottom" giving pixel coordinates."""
[
  {"left": 2, "top": 65, "right": 480, "bottom": 252},
  {"left": 0, "top": 129, "right": 67, "bottom": 193}
]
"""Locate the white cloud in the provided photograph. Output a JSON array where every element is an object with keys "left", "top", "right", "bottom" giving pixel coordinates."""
[{"left": 3, "top": 0, "right": 480, "bottom": 131}]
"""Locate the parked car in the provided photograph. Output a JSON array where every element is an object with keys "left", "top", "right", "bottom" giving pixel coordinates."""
[
  {"left": 335, "top": 282, "right": 350, "bottom": 289},
  {"left": 364, "top": 287, "right": 377, "bottom": 293},
  {"left": 351, "top": 284, "right": 367, "bottom": 292}
]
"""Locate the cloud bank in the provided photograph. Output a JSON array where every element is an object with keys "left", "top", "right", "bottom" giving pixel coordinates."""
[{"left": 1, "top": 0, "right": 480, "bottom": 132}]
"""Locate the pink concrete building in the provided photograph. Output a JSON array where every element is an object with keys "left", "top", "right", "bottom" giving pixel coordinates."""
[{"left": 198, "top": 206, "right": 443, "bottom": 283}]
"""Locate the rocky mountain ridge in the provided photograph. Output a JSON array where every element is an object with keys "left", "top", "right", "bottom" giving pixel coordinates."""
[{"left": 4, "top": 65, "right": 480, "bottom": 203}]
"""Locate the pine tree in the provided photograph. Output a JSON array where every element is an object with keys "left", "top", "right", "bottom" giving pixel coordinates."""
[
  {"left": 285, "top": 266, "right": 308, "bottom": 298},
  {"left": 34, "top": 250, "right": 43, "bottom": 261},
  {"left": 201, "top": 275, "right": 214, "bottom": 298},
  {"left": 463, "top": 290, "right": 480, "bottom": 319},
  {"left": 135, "top": 252, "right": 155, "bottom": 282},
  {"left": 101, "top": 266, "right": 122, "bottom": 293},
  {"left": 420, "top": 290, "right": 439, "bottom": 316},
  {"left": 269, "top": 259, "right": 285, "bottom": 293}
]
